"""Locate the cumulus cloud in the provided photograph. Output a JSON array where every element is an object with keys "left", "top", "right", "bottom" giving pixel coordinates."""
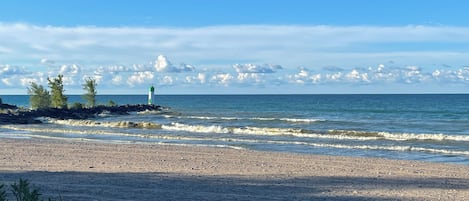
[
  {"left": 161, "top": 75, "right": 175, "bottom": 85},
  {"left": 1, "top": 23, "right": 469, "bottom": 93},
  {"left": 154, "top": 55, "right": 195, "bottom": 73},
  {"left": 185, "top": 73, "right": 207, "bottom": 84},
  {"left": 0, "top": 65, "right": 27, "bottom": 76},
  {"left": 233, "top": 64, "right": 282, "bottom": 73},
  {"left": 211, "top": 73, "right": 233, "bottom": 86},
  {"left": 127, "top": 71, "right": 154, "bottom": 86}
]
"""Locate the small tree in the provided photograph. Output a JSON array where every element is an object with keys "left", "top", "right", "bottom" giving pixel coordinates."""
[
  {"left": 108, "top": 100, "right": 117, "bottom": 107},
  {"left": 48, "top": 74, "right": 68, "bottom": 109},
  {"left": 82, "top": 77, "right": 97, "bottom": 107},
  {"left": 27, "top": 82, "right": 51, "bottom": 109}
]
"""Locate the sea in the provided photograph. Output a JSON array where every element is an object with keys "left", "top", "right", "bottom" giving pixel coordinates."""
[{"left": 1, "top": 94, "right": 469, "bottom": 165}]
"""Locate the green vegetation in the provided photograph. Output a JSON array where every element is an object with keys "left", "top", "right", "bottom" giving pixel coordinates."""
[
  {"left": 0, "top": 179, "right": 55, "bottom": 201},
  {"left": 26, "top": 76, "right": 117, "bottom": 110},
  {"left": 107, "top": 100, "right": 117, "bottom": 107},
  {"left": 0, "top": 184, "right": 6, "bottom": 201},
  {"left": 82, "top": 77, "right": 97, "bottom": 107},
  {"left": 48, "top": 75, "right": 68, "bottom": 109},
  {"left": 69, "top": 102, "right": 84, "bottom": 110},
  {"left": 27, "top": 83, "right": 51, "bottom": 110}
]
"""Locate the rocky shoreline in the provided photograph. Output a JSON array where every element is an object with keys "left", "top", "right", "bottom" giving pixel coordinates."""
[{"left": 0, "top": 104, "right": 161, "bottom": 124}]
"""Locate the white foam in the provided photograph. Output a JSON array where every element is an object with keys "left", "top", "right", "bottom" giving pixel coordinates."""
[
  {"left": 165, "top": 115, "right": 323, "bottom": 123},
  {"left": 161, "top": 123, "right": 375, "bottom": 140},
  {"left": 329, "top": 129, "right": 469, "bottom": 142},
  {"left": 2, "top": 125, "right": 467, "bottom": 156},
  {"left": 137, "top": 110, "right": 163, "bottom": 115},
  {"left": 162, "top": 123, "right": 230, "bottom": 133},
  {"left": 43, "top": 118, "right": 162, "bottom": 129},
  {"left": 379, "top": 132, "right": 469, "bottom": 142}
]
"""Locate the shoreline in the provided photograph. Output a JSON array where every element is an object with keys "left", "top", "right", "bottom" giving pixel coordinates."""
[{"left": 1, "top": 138, "right": 468, "bottom": 200}]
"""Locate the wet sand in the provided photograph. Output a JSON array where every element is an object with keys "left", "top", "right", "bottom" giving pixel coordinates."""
[{"left": 1, "top": 138, "right": 468, "bottom": 200}]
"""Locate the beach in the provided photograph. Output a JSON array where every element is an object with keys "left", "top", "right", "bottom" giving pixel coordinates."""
[{"left": 1, "top": 138, "right": 468, "bottom": 200}]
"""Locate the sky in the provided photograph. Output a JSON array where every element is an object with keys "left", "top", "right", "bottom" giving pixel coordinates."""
[{"left": 1, "top": 0, "right": 469, "bottom": 94}]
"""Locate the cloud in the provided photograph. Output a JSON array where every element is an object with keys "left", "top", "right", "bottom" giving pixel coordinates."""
[
  {"left": 285, "top": 63, "right": 468, "bottom": 86},
  {"left": 154, "top": 55, "right": 195, "bottom": 73},
  {"left": 1, "top": 23, "right": 469, "bottom": 93},
  {"left": 185, "top": 73, "right": 206, "bottom": 84},
  {"left": 0, "top": 65, "right": 27, "bottom": 76},
  {"left": 2, "top": 23, "right": 469, "bottom": 69},
  {"left": 40, "top": 58, "right": 55, "bottom": 66},
  {"left": 127, "top": 71, "right": 154, "bottom": 86},
  {"left": 233, "top": 64, "right": 282, "bottom": 73},
  {"left": 57, "top": 64, "right": 82, "bottom": 85},
  {"left": 211, "top": 73, "right": 233, "bottom": 86},
  {"left": 323, "top": 66, "right": 344, "bottom": 72}
]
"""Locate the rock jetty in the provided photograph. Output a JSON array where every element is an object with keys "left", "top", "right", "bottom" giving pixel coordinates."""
[{"left": 0, "top": 104, "right": 161, "bottom": 125}]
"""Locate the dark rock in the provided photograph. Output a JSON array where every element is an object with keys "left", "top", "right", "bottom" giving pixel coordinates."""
[
  {"left": 0, "top": 104, "right": 161, "bottom": 125},
  {"left": 0, "top": 103, "right": 18, "bottom": 110}
]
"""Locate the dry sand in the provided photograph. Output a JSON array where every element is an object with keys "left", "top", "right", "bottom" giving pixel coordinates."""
[{"left": 0, "top": 138, "right": 468, "bottom": 201}]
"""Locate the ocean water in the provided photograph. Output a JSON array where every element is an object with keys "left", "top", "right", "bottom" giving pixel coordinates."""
[{"left": 1, "top": 94, "right": 469, "bottom": 165}]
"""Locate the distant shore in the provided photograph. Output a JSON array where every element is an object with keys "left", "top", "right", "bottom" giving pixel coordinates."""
[{"left": 1, "top": 138, "right": 468, "bottom": 200}]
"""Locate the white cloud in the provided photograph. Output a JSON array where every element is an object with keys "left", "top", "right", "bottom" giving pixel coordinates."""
[
  {"left": 154, "top": 55, "right": 195, "bottom": 73},
  {"left": 40, "top": 58, "right": 55, "bottom": 66},
  {"left": 233, "top": 64, "right": 282, "bottom": 73},
  {"left": 1, "top": 78, "right": 12, "bottom": 86},
  {"left": 1, "top": 23, "right": 469, "bottom": 93},
  {"left": 0, "top": 65, "right": 26, "bottom": 76},
  {"left": 161, "top": 75, "right": 175, "bottom": 85},
  {"left": 197, "top": 73, "right": 206, "bottom": 84},
  {"left": 346, "top": 69, "right": 370, "bottom": 82},
  {"left": 184, "top": 73, "right": 207, "bottom": 84},
  {"left": 127, "top": 71, "right": 154, "bottom": 86},
  {"left": 2, "top": 23, "right": 469, "bottom": 68},
  {"left": 236, "top": 73, "right": 262, "bottom": 83},
  {"left": 211, "top": 73, "right": 233, "bottom": 86}
]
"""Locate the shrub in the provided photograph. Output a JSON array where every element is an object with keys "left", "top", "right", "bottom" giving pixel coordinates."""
[
  {"left": 48, "top": 75, "right": 68, "bottom": 109},
  {"left": 28, "top": 82, "right": 51, "bottom": 110},
  {"left": 0, "top": 184, "right": 6, "bottom": 201},
  {"left": 82, "top": 77, "right": 97, "bottom": 107},
  {"left": 0, "top": 179, "right": 57, "bottom": 201},
  {"left": 108, "top": 100, "right": 117, "bottom": 107},
  {"left": 11, "top": 179, "right": 41, "bottom": 201},
  {"left": 70, "top": 102, "right": 84, "bottom": 110}
]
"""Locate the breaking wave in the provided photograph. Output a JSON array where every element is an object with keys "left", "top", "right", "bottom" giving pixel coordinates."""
[
  {"left": 43, "top": 118, "right": 162, "bottom": 129},
  {"left": 162, "top": 123, "right": 379, "bottom": 140},
  {"left": 328, "top": 130, "right": 469, "bottom": 142},
  {"left": 163, "top": 123, "right": 469, "bottom": 142},
  {"left": 165, "top": 115, "right": 324, "bottom": 123},
  {"left": 2, "top": 125, "right": 468, "bottom": 157}
]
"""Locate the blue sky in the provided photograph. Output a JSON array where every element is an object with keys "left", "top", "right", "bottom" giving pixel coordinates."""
[{"left": 1, "top": 0, "right": 469, "bottom": 94}]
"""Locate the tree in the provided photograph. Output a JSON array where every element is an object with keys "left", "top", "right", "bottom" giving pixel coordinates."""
[
  {"left": 82, "top": 77, "right": 97, "bottom": 107},
  {"left": 48, "top": 74, "right": 68, "bottom": 108},
  {"left": 27, "top": 82, "right": 51, "bottom": 109}
]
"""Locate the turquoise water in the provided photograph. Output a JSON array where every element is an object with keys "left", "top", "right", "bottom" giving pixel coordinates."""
[{"left": 1, "top": 94, "right": 469, "bottom": 164}]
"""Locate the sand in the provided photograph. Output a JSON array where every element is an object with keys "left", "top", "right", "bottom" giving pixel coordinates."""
[{"left": 0, "top": 138, "right": 468, "bottom": 201}]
